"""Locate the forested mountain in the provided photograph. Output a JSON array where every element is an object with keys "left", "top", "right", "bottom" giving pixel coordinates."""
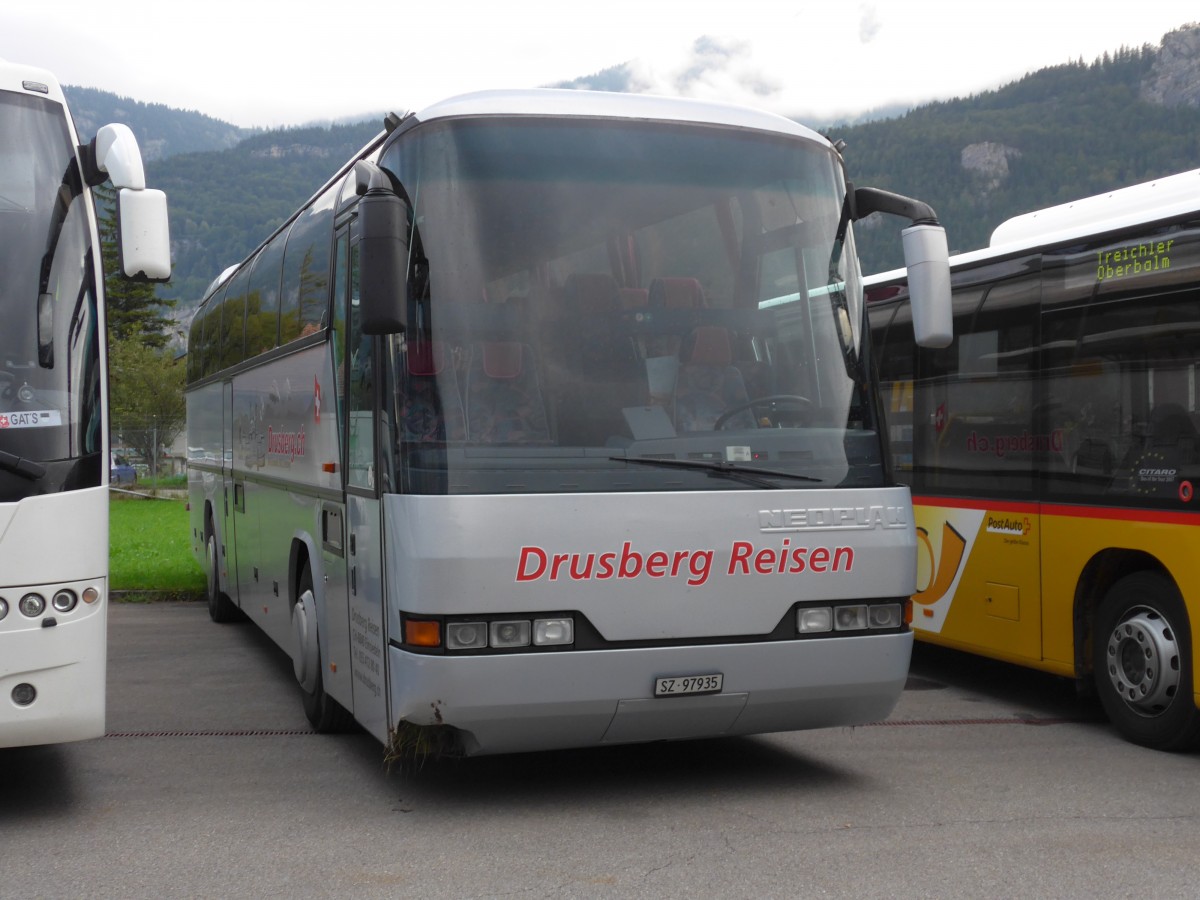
[
  {"left": 62, "top": 85, "right": 249, "bottom": 160},
  {"left": 147, "top": 122, "right": 382, "bottom": 306},
  {"left": 837, "top": 27, "right": 1200, "bottom": 272},
  {"left": 70, "top": 24, "right": 1200, "bottom": 327}
]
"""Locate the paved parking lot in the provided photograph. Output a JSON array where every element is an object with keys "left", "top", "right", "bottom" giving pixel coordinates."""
[{"left": 2, "top": 601, "right": 1198, "bottom": 899}]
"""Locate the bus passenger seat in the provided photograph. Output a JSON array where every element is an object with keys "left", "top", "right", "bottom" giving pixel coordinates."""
[
  {"left": 673, "top": 326, "right": 755, "bottom": 431},
  {"left": 465, "top": 342, "right": 550, "bottom": 443},
  {"left": 645, "top": 277, "right": 705, "bottom": 359},
  {"left": 401, "top": 340, "right": 465, "bottom": 442}
]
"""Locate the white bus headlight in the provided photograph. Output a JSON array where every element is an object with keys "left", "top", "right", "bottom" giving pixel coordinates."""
[
  {"left": 797, "top": 607, "right": 833, "bottom": 633},
  {"left": 446, "top": 622, "right": 488, "bottom": 650},
  {"left": 834, "top": 605, "right": 869, "bottom": 631},
  {"left": 18, "top": 593, "right": 46, "bottom": 617},
  {"left": 490, "top": 620, "right": 531, "bottom": 648},
  {"left": 869, "top": 603, "right": 903, "bottom": 629},
  {"left": 0, "top": 597, "right": 8, "bottom": 620},
  {"left": 533, "top": 618, "right": 573, "bottom": 646},
  {"left": 52, "top": 589, "right": 78, "bottom": 613}
]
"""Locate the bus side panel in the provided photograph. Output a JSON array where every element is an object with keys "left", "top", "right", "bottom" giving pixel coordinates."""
[
  {"left": 1041, "top": 505, "right": 1200, "bottom": 686},
  {"left": 910, "top": 497, "right": 1044, "bottom": 666},
  {"left": 186, "top": 382, "right": 225, "bottom": 570}
]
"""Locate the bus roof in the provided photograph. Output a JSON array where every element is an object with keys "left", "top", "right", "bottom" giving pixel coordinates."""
[
  {"left": 0, "top": 58, "right": 66, "bottom": 104},
  {"left": 411, "top": 88, "right": 827, "bottom": 145},
  {"left": 867, "top": 167, "right": 1200, "bottom": 287}
]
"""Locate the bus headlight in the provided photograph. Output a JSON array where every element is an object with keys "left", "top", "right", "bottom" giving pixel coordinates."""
[
  {"left": 797, "top": 607, "right": 833, "bottom": 633},
  {"left": 446, "top": 621, "right": 488, "bottom": 650},
  {"left": 52, "top": 589, "right": 78, "bottom": 613},
  {"left": 18, "top": 593, "right": 46, "bottom": 617},
  {"left": 0, "top": 597, "right": 7, "bottom": 620},
  {"left": 489, "top": 620, "right": 531, "bottom": 648},
  {"left": 534, "top": 618, "right": 573, "bottom": 646},
  {"left": 869, "top": 603, "right": 903, "bottom": 629},
  {"left": 834, "top": 605, "right": 869, "bottom": 631}
]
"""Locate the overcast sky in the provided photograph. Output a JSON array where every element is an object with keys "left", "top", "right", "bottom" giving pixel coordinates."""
[{"left": 4, "top": 2, "right": 1198, "bottom": 128}]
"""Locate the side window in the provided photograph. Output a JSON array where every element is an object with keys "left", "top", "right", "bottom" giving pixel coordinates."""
[
  {"left": 869, "top": 299, "right": 915, "bottom": 483},
  {"left": 218, "top": 265, "right": 251, "bottom": 370},
  {"left": 1043, "top": 280, "right": 1200, "bottom": 506},
  {"left": 331, "top": 230, "right": 349, "bottom": 474},
  {"left": 281, "top": 187, "right": 336, "bottom": 344},
  {"left": 346, "top": 239, "right": 375, "bottom": 490},
  {"left": 245, "top": 227, "right": 288, "bottom": 357},
  {"left": 915, "top": 264, "right": 1039, "bottom": 496}
]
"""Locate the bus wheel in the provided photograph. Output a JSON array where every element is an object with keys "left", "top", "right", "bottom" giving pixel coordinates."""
[
  {"left": 293, "top": 568, "right": 354, "bottom": 733},
  {"left": 205, "top": 522, "right": 239, "bottom": 623},
  {"left": 1093, "top": 572, "right": 1200, "bottom": 751}
]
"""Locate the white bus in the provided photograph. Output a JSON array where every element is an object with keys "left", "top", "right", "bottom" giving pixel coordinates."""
[
  {"left": 0, "top": 59, "right": 170, "bottom": 748},
  {"left": 186, "top": 89, "right": 951, "bottom": 756}
]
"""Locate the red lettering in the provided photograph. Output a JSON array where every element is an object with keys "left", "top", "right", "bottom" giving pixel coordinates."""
[
  {"left": 569, "top": 553, "right": 595, "bottom": 580},
  {"left": 516, "top": 546, "right": 547, "bottom": 582},
  {"left": 645, "top": 551, "right": 668, "bottom": 577},
  {"left": 789, "top": 547, "right": 807, "bottom": 573},
  {"left": 688, "top": 550, "right": 713, "bottom": 586},
  {"left": 597, "top": 553, "right": 616, "bottom": 579},
  {"left": 550, "top": 553, "right": 570, "bottom": 581},
  {"left": 809, "top": 547, "right": 830, "bottom": 572},
  {"left": 671, "top": 550, "right": 689, "bottom": 577},
  {"left": 754, "top": 548, "right": 775, "bottom": 574},
  {"left": 619, "top": 542, "right": 643, "bottom": 578},
  {"left": 728, "top": 541, "right": 753, "bottom": 574},
  {"left": 833, "top": 546, "right": 854, "bottom": 571}
]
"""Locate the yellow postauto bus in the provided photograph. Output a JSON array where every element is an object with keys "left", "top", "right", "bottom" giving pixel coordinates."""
[{"left": 867, "top": 169, "right": 1200, "bottom": 750}]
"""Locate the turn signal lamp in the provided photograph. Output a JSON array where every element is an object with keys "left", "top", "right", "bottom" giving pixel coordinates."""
[
  {"left": 83, "top": 586, "right": 101, "bottom": 605},
  {"left": 405, "top": 619, "right": 441, "bottom": 647}
]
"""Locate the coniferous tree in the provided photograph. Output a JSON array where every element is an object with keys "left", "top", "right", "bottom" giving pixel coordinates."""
[{"left": 95, "top": 181, "right": 176, "bottom": 347}]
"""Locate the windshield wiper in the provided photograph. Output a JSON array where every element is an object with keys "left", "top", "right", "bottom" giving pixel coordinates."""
[
  {"left": 0, "top": 449, "right": 47, "bottom": 481},
  {"left": 609, "top": 455, "right": 821, "bottom": 487}
]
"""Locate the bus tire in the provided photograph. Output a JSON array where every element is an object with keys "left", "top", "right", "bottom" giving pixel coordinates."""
[
  {"left": 295, "top": 568, "right": 355, "bottom": 733},
  {"left": 205, "top": 521, "right": 240, "bottom": 624},
  {"left": 1093, "top": 572, "right": 1200, "bottom": 751}
]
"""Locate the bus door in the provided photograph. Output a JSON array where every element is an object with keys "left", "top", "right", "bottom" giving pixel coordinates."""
[
  {"left": 335, "top": 226, "right": 389, "bottom": 741},
  {"left": 220, "top": 378, "right": 243, "bottom": 607},
  {"left": 912, "top": 265, "right": 1044, "bottom": 663}
]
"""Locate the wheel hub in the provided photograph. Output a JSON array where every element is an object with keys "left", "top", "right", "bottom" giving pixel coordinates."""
[{"left": 1104, "top": 607, "right": 1181, "bottom": 716}]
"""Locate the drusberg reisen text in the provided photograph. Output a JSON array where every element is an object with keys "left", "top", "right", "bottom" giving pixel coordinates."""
[{"left": 516, "top": 540, "right": 854, "bottom": 587}]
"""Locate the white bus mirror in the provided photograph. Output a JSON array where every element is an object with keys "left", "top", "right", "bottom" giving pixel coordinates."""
[
  {"left": 117, "top": 187, "right": 171, "bottom": 281},
  {"left": 94, "top": 123, "right": 146, "bottom": 190},
  {"left": 902, "top": 223, "right": 952, "bottom": 348}
]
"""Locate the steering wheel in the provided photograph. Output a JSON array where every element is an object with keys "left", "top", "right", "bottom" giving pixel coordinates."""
[{"left": 714, "top": 394, "right": 814, "bottom": 430}]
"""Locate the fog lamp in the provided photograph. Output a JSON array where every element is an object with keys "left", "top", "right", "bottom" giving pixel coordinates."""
[
  {"left": 12, "top": 683, "right": 36, "bottom": 706},
  {"left": 533, "top": 618, "right": 573, "bottom": 646},
  {"left": 18, "top": 593, "right": 46, "bottom": 618},
  {"left": 834, "top": 605, "right": 869, "bottom": 631},
  {"left": 490, "top": 620, "right": 531, "bottom": 648},
  {"left": 52, "top": 589, "right": 78, "bottom": 613},
  {"left": 0, "top": 597, "right": 7, "bottom": 621},
  {"left": 869, "top": 603, "right": 903, "bottom": 629},
  {"left": 446, "top": 621, "right": 488, "bottom": 650},
  {"left": 797, "top": 607, "right": 832, "bottom": 634}
]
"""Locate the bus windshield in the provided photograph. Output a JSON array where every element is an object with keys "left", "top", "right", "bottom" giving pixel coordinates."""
[
  {"left": 0, "top": 92, "right": 102, "bottom": 501},
  {"left": 378, "top": 117, "right": 875, "bottom": 495}
]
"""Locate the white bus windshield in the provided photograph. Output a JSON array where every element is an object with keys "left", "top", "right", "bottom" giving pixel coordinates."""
[
  {"left": 0, "top": 92, "right": 103, "bottom": 501},
  {"left": 378, "top": 118, "right": 874, "bottom": 495}
]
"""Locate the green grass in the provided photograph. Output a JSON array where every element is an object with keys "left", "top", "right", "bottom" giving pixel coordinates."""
[{"left": 109, "top": 497, "right": 205, "bottom": 596}]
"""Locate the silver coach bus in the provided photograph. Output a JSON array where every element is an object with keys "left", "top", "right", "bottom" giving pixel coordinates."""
[{"left": 185, "top": 89, "right": 950, "bottom": 756}]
